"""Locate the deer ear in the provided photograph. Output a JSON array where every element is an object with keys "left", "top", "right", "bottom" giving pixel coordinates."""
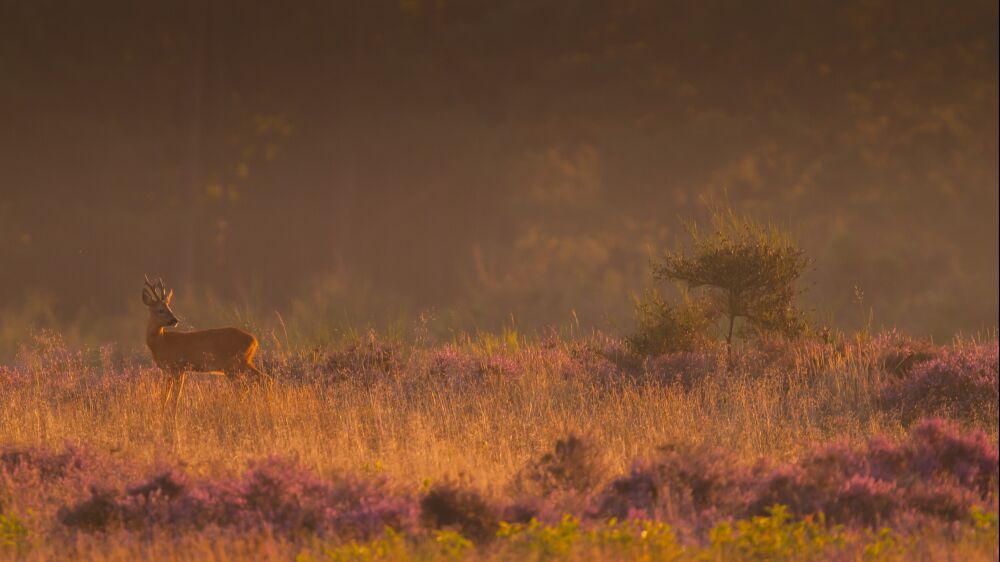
[
  {"left": 142, "top": 289, "right": 155, "bottom": 306},
  {"left": 164, "top": 289, "right": 174, "bottom": 304}
]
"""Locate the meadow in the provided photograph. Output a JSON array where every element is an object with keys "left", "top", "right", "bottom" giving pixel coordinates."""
[{"left": 0, "top": 328, "right": 997, "bottom": 561}]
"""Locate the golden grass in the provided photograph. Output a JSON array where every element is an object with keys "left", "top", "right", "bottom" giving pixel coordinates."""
[
  {"left": 0, "top": 336, "right": 914, "bottom": 491},
  {"left": 1, "top": 333, "right": 998, "bottom": 561}
]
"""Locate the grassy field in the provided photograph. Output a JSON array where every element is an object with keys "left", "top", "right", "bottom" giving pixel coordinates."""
[{"left": 1, "top": 329, "right": 997, "bottom": 560}]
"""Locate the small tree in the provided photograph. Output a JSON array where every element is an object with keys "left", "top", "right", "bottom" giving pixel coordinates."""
[
  {"left": 628, "top": 287, "right": 717, "bottom": 355},
  {"left": 654, "top": 206, "right": 809, "bottom": 355}
]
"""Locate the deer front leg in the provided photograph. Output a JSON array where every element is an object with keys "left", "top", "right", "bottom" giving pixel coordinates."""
[
  {"left": 159, "top": 371, "right": 186, "bottom": 421},
  {"left": 159, "top": 372, "right": 176, "bottom": 414},
  {"left": 172, "top": 372, "right": 187, "bottom": 418}
]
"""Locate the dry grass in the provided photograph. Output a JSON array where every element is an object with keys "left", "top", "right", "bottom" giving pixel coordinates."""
[
  {"left": 0, "top": 334, "right": 913, "bottom": 490},
  {"left": 1, "top": 331, "right": 996, "bottom": 561}
]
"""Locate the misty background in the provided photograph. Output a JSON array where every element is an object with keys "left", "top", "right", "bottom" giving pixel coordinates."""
[{"left": 1, "top": 0, "right": 997, "bottom": 356}]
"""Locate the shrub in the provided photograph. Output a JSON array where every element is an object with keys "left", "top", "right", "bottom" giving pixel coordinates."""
[
  {"left": 58, "top": 486, "right": 125, "bottom": 531},
  {"left": 591, "top": 418, "right": 998, "bottom": 531},
  {"left": 419, "top": 481, "right": 499, "bottom": 543},
  {"left": 0, "top": 513, "right": 29, "bottom": 550},
  {"left": 58, "top": 457, "right": 418, "bottom": 539},
  {"left": 643, "top": 350, "right": 717, "bottom": 388},
  {"left": 593, "top": 443, "right": 750, "bottom": 530},
  {"left": 709, "top": 505, "right": 846, "bottom": 561},
  {"left": 513, "top": 434, "right": 608, "bottom": 498},
  {"left": 875, "top": 332, "right": 939, "bottom": 378},
  {"left": 323, "top": 332, "right": 402, "bottom": 379},
  {"left": 1, "top": 444, "right": 98, "bottom": 484},
  {"left": 628, "top": 289, "right": 717, "bottom": 355},
  {"left": 653, "top": 205, "right": 810, "bottom": 350},
  {"left": 879, "top": 342, "right": 998, "bottom": 424},
  {"left": 563, "top": 336, "right": 645, "bottom": 383}
]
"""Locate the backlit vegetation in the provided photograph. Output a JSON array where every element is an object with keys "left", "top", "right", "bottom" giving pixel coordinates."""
[{"left": 1, "top": 327, "right": 997, "bottom": 560}]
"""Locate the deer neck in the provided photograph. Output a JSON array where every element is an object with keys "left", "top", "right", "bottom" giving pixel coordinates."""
[{"left": 145, "top": 316, "right": 166, "bottom": 350}]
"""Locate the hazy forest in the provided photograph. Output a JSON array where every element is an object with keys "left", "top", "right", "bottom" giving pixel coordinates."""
[
  {"left": 0, "top": 1, "right": 998, "bottom": 561},
  {"left": 1, "top": 0, "right": 997, "bottom": 354}
]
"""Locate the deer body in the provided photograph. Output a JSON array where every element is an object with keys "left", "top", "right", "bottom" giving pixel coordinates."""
[
  {"left": 142, "top": 276, "right": 268, "bottom": 419},
  {"left": 146, "top": 324, "right": 259, "bottom": 375}
]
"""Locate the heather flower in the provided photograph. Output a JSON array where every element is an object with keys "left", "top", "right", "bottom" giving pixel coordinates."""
[
  {"left": 875, "top": 331, "right": 939, "bottom": 377},
  {"left": 322, "top": 333, "right": 402, "bottom": 379},
  {"left": 828, "top": 475, "right": 900, "bottom": 527},
  {"left": 58, "top": 456, "right": 418, "bottom": 539},
  {"left": 1, "top": 444, "right": 98, "bottom": 484},
  {"left": 428, "top": 345, "right": 477, "bottom": 381},
  {"left": 905, "top": 418, "right": 999, "bottom": 494},
  {"left": 644, "top": 351, "right": 715, "bottom": 387},
  {"left": 592, "top": 418, "right": 998, "bottom": 533},
  {"left": 880, "top": 342, "right": 998, "bottom": 424},
  {"left": 592, "top": 443, "right": 750, "bottom": 530},
  {"left": 477, "top": 352, "right": 521, "bottom": 379}
]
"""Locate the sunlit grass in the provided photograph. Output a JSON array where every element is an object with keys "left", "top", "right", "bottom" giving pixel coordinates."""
[
  {"left": 1, "top": 334, "right": 909, "bottom": 484},
  {"left": 0, "top": 330, "right": 996, "bottom": 560}
]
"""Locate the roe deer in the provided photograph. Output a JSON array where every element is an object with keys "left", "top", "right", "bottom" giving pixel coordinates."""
[{"left": 142, "top": 275, "right": 269, "bottom": 417}]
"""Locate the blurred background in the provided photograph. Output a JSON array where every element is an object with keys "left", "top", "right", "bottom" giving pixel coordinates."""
[{"left": 1, "top": 0, "right": 997, "bottom": 356}]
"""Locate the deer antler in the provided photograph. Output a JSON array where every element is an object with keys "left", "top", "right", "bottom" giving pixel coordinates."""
[
  {"left": 143, "top": 274, "right": 157, "bottom": 301},
  {"left": 156, "top": 277, "right": 168, "bottom": 301},
  {"left": 144, "top": 274, "right": 168, "bottom": 302}
]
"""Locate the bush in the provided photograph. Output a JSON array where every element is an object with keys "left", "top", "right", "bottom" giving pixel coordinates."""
[
  {"left": 879, "top": 341, "right": 998, "bottom": 424},
  {"left": 419, "top": 481, "right": 499, "bottom": 543},
  {"left": 652, "top": 205, "right": 810, "bottom": 349},
  {"left": 0, "top": 513, "right": 29, "bottom": 550},
  {"left": 628, "top": 289, "right": 717, "bottom": 355},
  {"left": 591, "top": 418, "right": 998, "bottom": 531},
  {"left": 58, "top": 458, "right": 418, "bottom": 539},
  {"left": 876, "top": 332, "right": 939, "bottom": 378},
  {"left": 513, "top": 434, "right": 608, "bottom": 498},
  {"left": 643, "top": 350, "right": 717, "bottom": 388}
]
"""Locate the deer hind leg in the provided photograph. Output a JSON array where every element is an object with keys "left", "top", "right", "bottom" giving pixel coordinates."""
[
  {"left": 245, "top": 362, "right": 274, "bottom": 389},
  {"left": 224, "top": 362, "right": 253, "bottom": 397},
  {"left": 229, "top": 361, "right": 272, "bottom": 394},
  {"left": 239, "top": 340, "right": 271, "bottom": 388}
]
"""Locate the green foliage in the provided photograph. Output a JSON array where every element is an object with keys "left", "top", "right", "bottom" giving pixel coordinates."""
[
  {"left": 628, "top": 288, "right": 717, "bottom": 355},
  {"left": 654, "top": 205, "right": 810, "bottom": 346},
  {"left": 709, "top": 505, "right": 845, "bottom": 561},
  {"left": 498, "top": 516, "right": 583, "bottom": 558},
  {"left": 433, "top": 530, "right": 474, "bottom": 560},
  {"left": 498, "top": 515, "right": 684, "bottom": 561},
  {"left": 303, "top": 507, "right": 994, "bottom": 561},
  {"left": 268, "top": 507, "right": 1000, "bottom": 561},
  {"left": 970, "top": 506, "right": 999, "bottom": 534},
  {"left": 320, "top": 529, "right": 409, "bottom": 562},
  {"left": 0, "top": 513, "right": 29, "bottom": 551},
  {"left": 967, "top": 507, "right": 1000, "bottom": 553},
  {"left": 316, "top": 528, "right": 470, "bottom": 562},
  {"left": 860, "top": 528, "right": 906, "bottom": 561}
]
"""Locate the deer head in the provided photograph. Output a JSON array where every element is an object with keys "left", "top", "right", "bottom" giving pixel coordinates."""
[{"left": 142, "top": 275, "right": 179, "bottom": 328}]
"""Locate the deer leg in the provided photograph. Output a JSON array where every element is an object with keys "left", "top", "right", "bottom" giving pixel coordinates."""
[
  {"left": 172, "top": 372, "right": 187, "bottom": 418},
  {"left": 160, "top": 374, "right": 176, "bottom": 413},
  {"left": 224, "top": 366, "right": 252, "bottom": 397},
  {"left": 245, "top": 363, "right": 274, "bottom": 389}
]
